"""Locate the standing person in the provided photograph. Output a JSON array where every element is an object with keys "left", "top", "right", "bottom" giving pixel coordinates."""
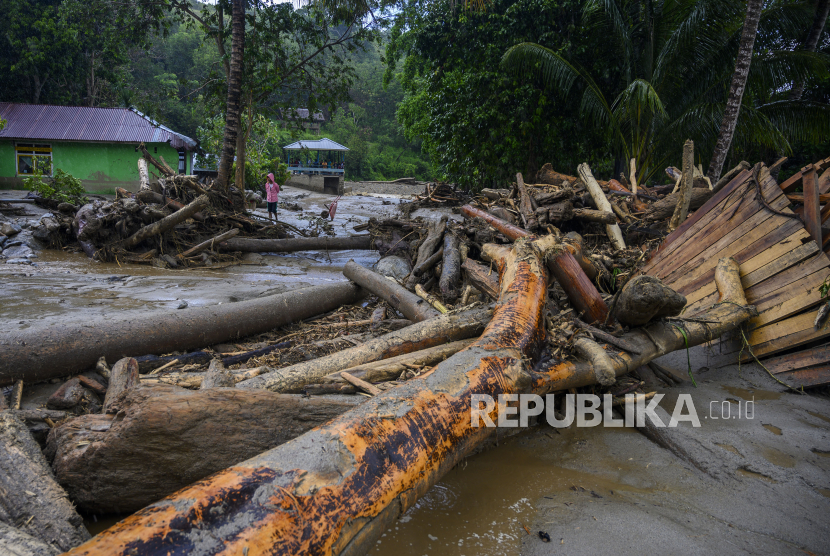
[{"left": 264, "top": 172, "right": 280, "bottom": 223}]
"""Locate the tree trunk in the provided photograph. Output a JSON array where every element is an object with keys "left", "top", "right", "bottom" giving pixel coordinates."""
[
  {"left": 236, "top": 305, "right": 493, "bottom": 392},
  {"left": 412, "top": 247, "right": 443, "bottom": 277},
  {"left": 0, "top": 412, "right": 90, "bottom": 552},
  {"left": 102, "top": 358, "right": 139, "bottom": 413},
  {"left": 0, "top": 283, "right": 364, "bottom": 386},
  {"left": 0, "top": 521, "right": 60, "bottom": 556},
  {"left": 439, "top": 232, "right": 461, "bottom": 302},
  {"left": 789, "top": 0, "right": 830, "bottom": 101},
  {"left": 61, "top": 236, "right": 550, "bottom": 556},
  {"left": 122, "top": 194, "right": 209, "bottom": 249},
  {"left": 707, "top": 0, "right": 764, "bottom": 183},
  {"left": 405, "top": 216, "right": 447, "bottom": 289},
  {"left": 343, "top": 261, "right": 439, "bottom": 322},
  {"left": 221, "top": 235, "right": 372, "bottom": 253},
  {"left": 45, "top": 385, "right": 363, "bottom": 514},
  {"left": 137, "top": 158, "right": 150, "bottom": 191},
  {"left": 460, "top": 204, "right": 609, "bottom": 323},
  {"left": 577, "top": 163, "right": 626, "bottom": 250},
  {"left": 235, "top": 104, "right": 246, "bottom": 191},
  {"left": 668, "top": 140, "right": 696, "bottom": 232},
  {"left": 215, "top": 0, "right": 246, "bottom": 191},
  {"left": 320, "top": 339, "right": 475, "bottom": 384},
  {"left": 461, "top": 258, "right": 500, "bottom": 300}
]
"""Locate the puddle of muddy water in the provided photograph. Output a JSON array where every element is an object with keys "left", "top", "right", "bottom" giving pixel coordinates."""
[
  {"left": 721, "top": 385, "right": 781, "bottom": 401},
  {"left": 762, "top": 423, "right": 783, "bottom": 435},
  {"left": 761, "top": 446, "right": 796, "bottom": 468},
  {"left": 369, "top": 427, "right": 654, "bottom": 556},
  {"left": 736, "top": 468, "right": 778, "bottom": 483},
  {"left": 807, "top": 410, "right": 830, "bottom": 425},
  {"left": 716, "top": 443, "right": 743, "bottom": 457}
]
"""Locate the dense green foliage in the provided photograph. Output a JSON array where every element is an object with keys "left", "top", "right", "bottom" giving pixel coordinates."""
[
  {"left": 386, "top": 0, "right": 617, "bottom": 189},
  {"left": 500, "top": 0, "right": 830, "bottom": 183},
  {"left": 23, "top": 167, "right": 85, "bottom": 204}
]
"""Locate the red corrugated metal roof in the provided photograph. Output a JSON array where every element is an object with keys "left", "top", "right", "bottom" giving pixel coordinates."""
[{"left": 0, "top": 103, "right": 197, "bottom": 150}]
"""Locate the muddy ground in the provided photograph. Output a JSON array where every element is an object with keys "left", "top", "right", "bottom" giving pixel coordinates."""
[{"left": 2, "top": 185, "right": 829, "bottom": 555}]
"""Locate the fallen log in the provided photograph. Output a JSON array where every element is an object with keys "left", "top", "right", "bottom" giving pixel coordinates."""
[
  {"left": 236, "top": 305, "right": 493, "bottom": 392},
  {"left": 63, "top": 234, "right": 551, "bottom": 556},
  {"left": 405, "top": 216, "right": 447, "bottom": 289},
  {"left": 343, "top": 261, "right": 439, "bottom": 322},
  {"left": 578, "top": 163, "right": 626, "bottom": 250},
  {"left": 138, "top": 143, "right": 174, "bottom": 178},
  {"left": 135, "top": 351, "right": 213, "bottom": 373},
  {"left": 0, "top": 520, "right": 60, "bottom": 556},
  {"left": 134, "top": 190, "right": 205, "bottom": 222},
  {"left": 141, "top": 366, "right": 272, "bottom": 389},
  {"left": 220, "top": 340, "right": 292, "bottom": 367},
  {"left": 516, "top": 173, "right": 538, "bottom": 229},
  {"left": 439, "top": 232, "right": 462, "bottom": 302},
  {"left": 320, "top": 339, "right": 475, "bottom": 384},
  {"left": 461, "top": 258, "right": 500, "bottom": 300},
  {"left": 0, "top": 411, "right": 90, "bottom": 552},
  {"left": 531, "top": 257, "right": 756, "bottom": 392},
  {"left": 0, "top": 282, "right": 364, "bottom": 386},
  {"left": 411, "top": 246, "right": 443, "bottom": 277},
  {"left": 642, "top": 187, "right": 713, "bottom": 220},
  {"left": 608, "top": 179, "right": 648, "bottom": 212},
  {"left": 45, "top": 386, "right": 363, "bottom": 514},
  {"left": 572, "top": 208, "right": 617, "bottom": 224},
  {"left": 220, "top": 235, "right": 372, "bottom": 253},
  {"left": 461, "top": 204, "right": 609, "bottom": 323},
  {"left": 178, "top": 228, "right": 238, "bottom": 258},
  {"left": 102, "top": 358, "right": 138, "bottom": 413},
  {"left": 122, "top": 194, "right": 209, "bottom": 249}
]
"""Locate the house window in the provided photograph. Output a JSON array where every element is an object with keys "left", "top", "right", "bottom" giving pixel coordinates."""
[
  {"left": 178, "top": 150, "right": 185, "bottom": 174},
  {"left": 16, "top": 143, "right": 52, "bottom": 176}
]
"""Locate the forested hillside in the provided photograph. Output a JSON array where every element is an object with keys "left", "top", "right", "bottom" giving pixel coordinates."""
[{"left": 1, "top": 0, "right": 828, "bottom": 188}]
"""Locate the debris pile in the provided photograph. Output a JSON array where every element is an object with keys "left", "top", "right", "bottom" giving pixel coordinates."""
[{"left": 3, "top": 148, "right": 829, "bottom": 555}]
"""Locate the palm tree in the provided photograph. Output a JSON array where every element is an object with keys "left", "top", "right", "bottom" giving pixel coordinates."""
[
  {"left": 215, "top": 0, "right": 246, "bottom": 191},
  {"left": 500, "top": 0, "right": 830, "bottom": 184},
  {"left": 708, "top": 0, "right": 764, "bottom": 182}
]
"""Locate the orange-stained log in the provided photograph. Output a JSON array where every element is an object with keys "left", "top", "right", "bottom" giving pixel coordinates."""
[
  {"left": 64, "top": 235, "right": 552, "bottom": 556},
  {"left": 461, "top": 204, "right": 609, "bottom": 323},
  {"left": 530, "top": 257, "right": 757, "bottom": 392},
  {"left": 608, "top": 179, "right": 648, "bottom": 212}
]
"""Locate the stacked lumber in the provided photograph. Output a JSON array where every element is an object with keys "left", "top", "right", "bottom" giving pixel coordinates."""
[{"left": 642, "top": 159, "right": 830, "bottom": 387}]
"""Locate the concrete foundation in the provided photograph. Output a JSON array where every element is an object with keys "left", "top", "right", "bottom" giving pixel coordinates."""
[{"left": 285, "top": 174, "right": 344, "bottom": 195}]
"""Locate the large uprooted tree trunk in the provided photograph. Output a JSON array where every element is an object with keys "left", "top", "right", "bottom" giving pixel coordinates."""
[
  {"left": 0, "top": 283, "right": 364, "bottom": 386},
  {"left": 0, "top": 412, "right": 89, "bottom": 553},
  {"left": 64, "top": 230, "right": 755, "bottom": 555},
  {"left": 220, "top": 235, "right": 373, "bottom": 253},
  {"left": 45, "top": 385, "right": 363, "bottom": 514}
]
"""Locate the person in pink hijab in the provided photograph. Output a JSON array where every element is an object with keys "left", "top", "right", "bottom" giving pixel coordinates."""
[{"left": 264, "top": 172, "right": 280, "bottom": 222}]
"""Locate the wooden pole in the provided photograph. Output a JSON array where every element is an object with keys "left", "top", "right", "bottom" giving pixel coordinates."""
[
  {"left": 343, "top": 260, "right": 439, "bottom": 323},
  {"left": 577, "top": 163, "right": 626, "bottom": 250},
  {"left": 668, "top": 140, "right": 695, "bottom": 232}
]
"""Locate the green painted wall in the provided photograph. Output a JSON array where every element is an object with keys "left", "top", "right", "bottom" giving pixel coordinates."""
[
  {"left": 0, "top": 141, "right": 15, "bottom": 179},
  {"left": 0, "top": 140, "right": 191, "bottom": 191}
]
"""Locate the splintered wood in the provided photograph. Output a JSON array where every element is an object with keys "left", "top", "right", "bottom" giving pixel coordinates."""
[{"left": 642, "top": 164, "right": 830, "bottom": 383}]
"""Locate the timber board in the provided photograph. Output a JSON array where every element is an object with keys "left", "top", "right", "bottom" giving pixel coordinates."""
[
  {"left": 774, "top": 366, "right": 830, "bottom": 388},
  {"left": 645, "top": 164, "right": 830, "bottom": 366},
  {"left": 763, "top": 343, "right": 830, "bottom": 373}
]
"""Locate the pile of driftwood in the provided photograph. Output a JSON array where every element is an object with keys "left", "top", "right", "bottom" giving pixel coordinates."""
[
  {"left": 0, "top": 149, "right": 764, "bottom": 555},
  {"left": 30, "top": 144, "right": 326, "bottom": 268}
]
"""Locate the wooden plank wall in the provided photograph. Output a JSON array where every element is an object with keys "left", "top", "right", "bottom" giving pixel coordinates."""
[{"left": 641, "top": 165, "right": 830, "bottom": 370}]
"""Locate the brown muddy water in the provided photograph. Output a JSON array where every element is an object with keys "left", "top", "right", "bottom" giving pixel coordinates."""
[{"left": 369, "top": 426, "right": 651, "bottom": 556}]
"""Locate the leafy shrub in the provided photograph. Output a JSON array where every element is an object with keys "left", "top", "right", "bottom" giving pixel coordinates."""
[{"left": 23, "top": 167, "right": 86, "bottom": 204}]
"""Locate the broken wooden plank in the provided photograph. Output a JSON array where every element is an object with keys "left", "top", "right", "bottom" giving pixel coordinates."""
[{"left": 801, "top": 165, "right": 822, "bottom": 244}]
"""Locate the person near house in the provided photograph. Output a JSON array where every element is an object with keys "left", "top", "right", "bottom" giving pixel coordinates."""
[{"left": 265, "top": 172, "right": 280, "bottom": 223}]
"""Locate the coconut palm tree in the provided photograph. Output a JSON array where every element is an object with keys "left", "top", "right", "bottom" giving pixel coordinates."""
[{"left": 501, "top": 0, "right": 830, "bottom": 184}]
